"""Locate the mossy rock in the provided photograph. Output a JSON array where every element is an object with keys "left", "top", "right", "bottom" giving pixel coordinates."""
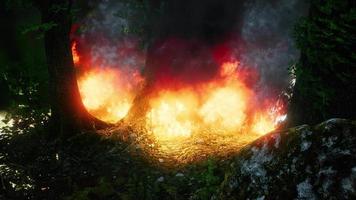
[{"left": 218, "top": 119, "right": 356, "bottom": 200}]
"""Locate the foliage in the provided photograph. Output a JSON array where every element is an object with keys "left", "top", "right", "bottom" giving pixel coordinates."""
[
  {"left": 21, "top": 22, "right": 58, "bottom": 39},
  {"left": 191, "top": 158, "right": 222, "bottom": 200},
  {"left": 0, "top": 0, "right": 49, "bottom": 111},
  {"left": 290, "top": 0, "right": 356, "bottom": 124},
  {"left": 3, "top": 0, "right": 33, "bottom": 9},
  {"left": 1, "top": 119, "right": 227, "bottom": 199}
]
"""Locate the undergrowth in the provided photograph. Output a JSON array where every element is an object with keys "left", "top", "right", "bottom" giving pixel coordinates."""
[{"left": 0, "top": 119, "right": 225, "bottom": 200}]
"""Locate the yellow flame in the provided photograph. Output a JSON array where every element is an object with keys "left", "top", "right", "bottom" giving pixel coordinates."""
[
  {"left": 75, "top": 60, "right": 285, "bottom": 163},
  {"left": 146, "top": 90, "right": 198, "bottom": 140},
  {"left": 144, "top": 61, "right": 275, "bottom": 141},
  {"left": 77, "top": 62, "right": 280, "bottom": 137},
  {"left": 251, "top": 113, "right": 276, "bottom": 135},
  {"left": 78, "top": 68, "right": 133, "bottom": 123},
  {"left": 199, "top": 84, "right": 247, "bottom": 131}
]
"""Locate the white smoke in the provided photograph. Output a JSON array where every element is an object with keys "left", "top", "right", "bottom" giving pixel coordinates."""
[
  {"left": 75, "top": 0, "right": 145, "bottom": 82},
  {"left": 239, "top": 0, "right": 309, "bottom": 97},
  {"left": 77, "top": 0, "right": 308, "bottom": 98}
]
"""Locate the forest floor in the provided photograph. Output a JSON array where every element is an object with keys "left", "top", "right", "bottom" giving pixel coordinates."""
[
  {"left": 1, "top": 118, "right": 355, "bottom": 199},
  {"left": 99, "top": 122, "right": 264, "bottom": 169}
]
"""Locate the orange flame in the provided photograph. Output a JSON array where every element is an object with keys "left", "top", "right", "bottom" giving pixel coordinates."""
[
  {"left": 143, "top": 60, "right": 283, "bottom": 142},
  {"left": 252, "top": 113, "right": 276, "bottom": 135},
  {"left": 74, "top": 57, "right": 286, "bottom": 163},
  {"left": 72, "top": 41, "right": 80, "bottom": 65},
  {"left": 78, "top": 68, "right": 142, "bottom": 123},
  {"left": 70, "top": 31, "right": 289, "bottom": 163},
  {"left": 76, "top": 62, "right": 284, "bottom": 135},
  {"left": 146, "top": 89, "right": 198, "bottom": 140},
  {"left": 220, "top": 61, "right": 239, "bottom": 77}
]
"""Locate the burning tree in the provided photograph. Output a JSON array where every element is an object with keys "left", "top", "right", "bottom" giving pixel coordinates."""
[
  {"left": 69, "top": 0, "right": 291, "bottom": 162},
  {"left": 32, "top": 0, "right": 108, "bottom": 136}
]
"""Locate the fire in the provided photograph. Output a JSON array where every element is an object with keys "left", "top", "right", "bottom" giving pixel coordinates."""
[
  {"left": 144, "top": 60, "right": 280, "bottom": 142},
  {"left": 199, "top": 84, "right": 248, "bottom": 131},
  {"left": 71, "top": 41, "right": 80, "bottom": 65},
  {"left": 77, "top": 68, "right": 136, "bottom": 123},
  {"left": 71, "top": 35, "right": 287, "bottom": 163},
  {"left": 252, "top": 113, "right": 276, "bottom": 135},
  {"left": 75, "top": 60, "right": 282, "bottom": 137},
  {"left": 146, "top": 89, "right": 198, "bottom": 140},
  {"left": 220, "top": 61, "right": 239, "bottom": 77}
]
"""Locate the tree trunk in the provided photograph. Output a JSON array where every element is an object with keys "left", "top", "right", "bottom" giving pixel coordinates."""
[
  {"left": 287, "top": 0, "right": 356, "bottom": 126},
  {"left": 37, "top": 0, "right": 107, "bottom": 137}
]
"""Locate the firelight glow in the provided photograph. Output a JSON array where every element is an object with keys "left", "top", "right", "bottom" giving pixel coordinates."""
[
  {"left": 77, "top": 68, "right": 134, "bottom": 123},
  {"left": 252, "top": 113, "right": 276, "bottom": 135},
  {"left": 220, "top": 60, "right": 239, "bottom": 77},
  {"left": 71, "top": 41, "right": 286, "bottom": 163},
  {"left": 143, "top": 60, "right": 280, "bottom": 141},
  {"left": 199, "top": 84, "right": 248, "bottom": 131},
  {"left": 146, "top": 89, "right": 198, "bottom": 139}
]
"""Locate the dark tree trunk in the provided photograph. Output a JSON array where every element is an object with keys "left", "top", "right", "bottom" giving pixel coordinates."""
[
  {"left": 36, "top": 0, "right": 106, "bottom": 136},
  {"left": 126, "top": 0, "right": 246, "bottom": 124},
  {"left": 287, "top": 0, "right": 356, "bottom": 126}
]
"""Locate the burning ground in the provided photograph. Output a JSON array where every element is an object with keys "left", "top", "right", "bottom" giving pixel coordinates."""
[
  {"left": 67, "top": 0, "right": 308, "bottom": 165},
  {"left": 72, "top": 36, "right": 287, "bottom": 165}
]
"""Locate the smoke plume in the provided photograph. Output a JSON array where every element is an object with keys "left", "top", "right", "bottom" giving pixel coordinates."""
[{"left": 73, "top": 0, "right": 309, "bottom": 105}]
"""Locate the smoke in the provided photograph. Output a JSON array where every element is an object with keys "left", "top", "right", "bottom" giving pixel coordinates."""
[
  {"left": 72, "top": 0, "right": 145, "bottom": 83},
  {"left": 155, "top": 0, "right": 245, "bottom": 43},
  {"left": 145, "top": 38, "right": 219, "bottom": 88},
  {"left": 239, "top": 0, "right": 309, "bottom": 98},
  {"left": 73, "top": 0, "right": 309, "bottom": 100}
]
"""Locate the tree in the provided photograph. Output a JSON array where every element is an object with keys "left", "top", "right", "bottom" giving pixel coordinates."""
[
  {"left": 34, "top": 0, "right": 107, "bottom": 136},
  {"left": 127, "top": 0, "right": 246, "bottom": 122},
  {"left": 287, "top": 0, "right": 356, "bottom": 126}
]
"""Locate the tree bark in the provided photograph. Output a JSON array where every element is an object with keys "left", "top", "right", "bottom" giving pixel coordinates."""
[
  {"left": 36, "top": 0, "right": 107, "bottom": 137},
  {"left": 287, "top": 0, "right": 356, "bottom": 126}
]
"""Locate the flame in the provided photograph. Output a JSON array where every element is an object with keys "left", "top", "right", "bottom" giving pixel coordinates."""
[
  {"left": 78, "top": 68, "right": 138, "bottom": 123},
  {"left": 146, "top": 90, "right": 198, "bottom": 140},
  {"left": 144, "top": 60, "right": 282, "bottom": 143},
  {"left": 252, "top": 113, "right": 276, "bottom": 135},
  {"left": 75, "top": 60, "right": 283, "bottom": 137},
  {"left": 71, "top": 41, "right": 80, "bottom": 65},
  {"left": 220, "top": 61, "right": 239, "bottom": 77},
  {"left": 71, "top": 34, "right": 287, "bottom": 163},
  {"left": 199, "top": 84, "right": 248, "bottom": 131}
]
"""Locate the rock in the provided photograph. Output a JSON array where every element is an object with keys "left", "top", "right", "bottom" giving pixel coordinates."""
[{"left": 218, "top": 119, "right": 356, "bottom": 199}]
